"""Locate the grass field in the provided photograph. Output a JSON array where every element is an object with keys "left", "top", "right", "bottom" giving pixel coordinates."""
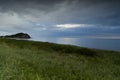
[{"left": 0, "top": 38, "right": 120, "bottom": 80}]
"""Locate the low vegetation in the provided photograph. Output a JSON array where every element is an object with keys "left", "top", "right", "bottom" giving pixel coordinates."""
[{"left": 0, "top": 38, "right": 120, "bottom": 80}]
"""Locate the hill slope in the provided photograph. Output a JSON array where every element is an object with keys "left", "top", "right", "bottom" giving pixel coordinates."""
[{"left": 0, "top": 38, "right": 120, "bottom": 80}]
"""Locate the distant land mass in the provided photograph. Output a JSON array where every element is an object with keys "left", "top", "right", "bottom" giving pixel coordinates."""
[{"left": 0, "top": 33, "right": 31, "bottom": 39}]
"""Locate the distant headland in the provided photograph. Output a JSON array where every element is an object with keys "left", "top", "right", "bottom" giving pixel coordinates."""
[{"left": 0, "top": 33, "right": 31, "bottom": 39}]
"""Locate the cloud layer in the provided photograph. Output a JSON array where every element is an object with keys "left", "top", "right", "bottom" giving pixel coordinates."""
[{"left": 0, "top": 0, "right": 120, "bottom": 37}]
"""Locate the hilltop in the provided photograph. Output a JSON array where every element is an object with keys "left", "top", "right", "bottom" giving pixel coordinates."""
[
  {"left": 0, "top": 38, "right": 120, "bottom": 80},
  {"left": 0, "top": 33, "right": 31, "bottom": 39}
]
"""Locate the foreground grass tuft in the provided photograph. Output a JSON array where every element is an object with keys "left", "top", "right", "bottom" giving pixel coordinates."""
[{"left": 0, "top": 38, "right": 120, "bottom": 80}]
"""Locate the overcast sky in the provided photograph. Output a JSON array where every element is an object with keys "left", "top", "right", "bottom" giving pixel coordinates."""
[{"left": 0, "top": 0, "right": 120, "bottom": 38}]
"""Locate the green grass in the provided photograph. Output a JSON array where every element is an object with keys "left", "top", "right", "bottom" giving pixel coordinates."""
[{"left": 0, "top": 38, "right": 120, "bottom": 80}]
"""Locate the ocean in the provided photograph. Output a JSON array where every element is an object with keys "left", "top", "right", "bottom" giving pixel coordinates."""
[{"left": 32, "top": 36, "right": 120, "bottom": 51}]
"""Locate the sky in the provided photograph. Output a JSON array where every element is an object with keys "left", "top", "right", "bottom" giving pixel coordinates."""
[{"left": 0, "top": 0, "right": 120, "bottom": 38}]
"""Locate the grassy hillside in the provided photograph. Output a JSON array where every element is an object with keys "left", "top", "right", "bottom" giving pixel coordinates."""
[{"left": 0, "top": 38, "right": 120, "bottom": 80}]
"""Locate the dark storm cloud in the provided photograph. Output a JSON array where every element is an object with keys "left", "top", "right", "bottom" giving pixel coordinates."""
[
  {"left": 0, "top": 0, "right": 65, "bottom": 12},
  {"left": 0, "top": 0, "right": 120, "bottom": 25},
  {"left": 0, "top": 0, "right": 120, "bottom": 36}
]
